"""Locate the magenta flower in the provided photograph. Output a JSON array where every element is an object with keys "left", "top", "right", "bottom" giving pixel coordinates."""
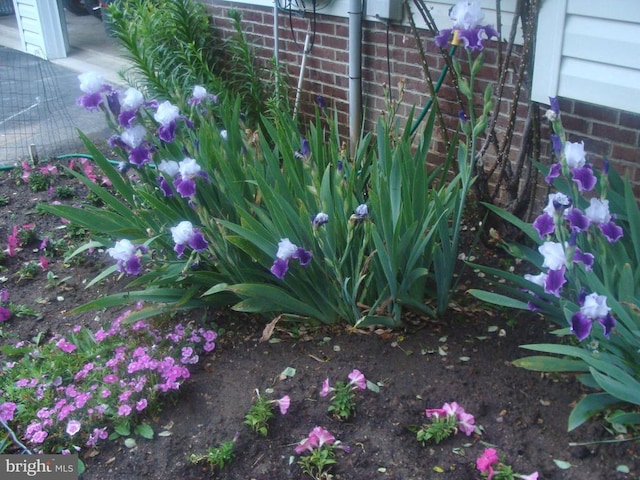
[
  {"left": 476, "top": 447, "right": 499, "bottom": 478},
  {"left": 66, "top": 420, "right": 81, "bottom": 436},
  {"left": 6, "top": 225, "right": 19, "bottom": 257},
  {"left": 136, "top": 399, "right": 148, "bottom": 412},
  {"left": 320, "top": 378, "right": 333, "bottom": 397},
  {"left": 117, "top": 404, "right": 132, "bottom": 416},
  {"left": 456, "top": 410, "right": 476, "bottom": 436},
  {"left": 519, "top": 473, "right": 539, "bottom": 480},
  {"left": 0, "top": 402, "right": 17, "bottom": 421},
  {"left": 295, "top": 426, "right": 336, "bottom": 454},
  {"left": 56, "top": 339, "right": 77, "bottom": 353},
  {"left": 31, "top": 430, "right": 48, "bottom": 444},
  {"left": 274, "top": 395, "right": 290, "bottom": 415},
  {"left": 0, "top": 307, "right": 11, "bottom": 323},
  {"left": 348, "top": 369, "right": 366, "bottom": 390},
  {"left": 425, "top": 407, "right": 446, "bottom": 419}
]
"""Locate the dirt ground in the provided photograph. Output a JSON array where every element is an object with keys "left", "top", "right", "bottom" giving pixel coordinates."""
[{"left": 0, "top": 161, "right": 638, "bottom": 479}]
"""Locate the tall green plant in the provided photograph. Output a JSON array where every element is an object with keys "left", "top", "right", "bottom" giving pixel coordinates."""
[
  {"left": 109, "top": 0, "right": 221, "bottom": 101},
  {"left": 48, "top": 57, "right": 484, "bottom": 328},
  {"left": 469, "top": 102, "right": 640, "bottom": 431},
  {"left": 108, "top": 0, "right": 272, "bottom": 124}
]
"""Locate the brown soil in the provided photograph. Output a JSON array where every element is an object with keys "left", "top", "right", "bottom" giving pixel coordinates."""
[{"left": 0, "top": 161, "right": 638, "bottom": 480}]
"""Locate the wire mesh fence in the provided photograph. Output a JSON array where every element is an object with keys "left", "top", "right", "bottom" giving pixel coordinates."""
[{"left": 0, "top": 45, "right": 85, "bottom": 166}]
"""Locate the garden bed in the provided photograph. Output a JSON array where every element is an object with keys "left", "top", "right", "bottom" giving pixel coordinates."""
[{"left": 0, "top": 161, "right": 637, "bottom": 479}]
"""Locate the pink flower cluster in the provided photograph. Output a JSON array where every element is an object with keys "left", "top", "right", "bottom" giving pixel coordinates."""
[
  {"left": 3, "top": 308, "right": 217, "bottom": 451},
  {"left": 425, "top": 401, "right": 475, "bottom": 436},
  {"left": 20, "top": 161, "right": 58, "bottom": 183}
]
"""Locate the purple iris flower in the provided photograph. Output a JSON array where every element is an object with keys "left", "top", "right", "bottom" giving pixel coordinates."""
[
  {"left": 585, "top": 198, "right": 623, "bottom": 243},
  {"left": 566, "top": 208, "right": 589, "bottom": 232},
  {"left": 158, "top": 176, "right": 173, "bottom": 197},
  {"left": 545, "top": 163, "right": 562, "bottom": 184},
  {"left": 106, "top": 90, "right": 121, "bottom": 117},
  {"left": 170, "top": 221, "right": 209, "bottom": 258},
  {"left": 544, "top": 266, "right": 566, "bottom": 297},
  {"left": 154, "top": 101, "right": 191, "bottom": 143},
  {"left": 571, "top": 165, "right": 597, "bottom": 192},
  {"left": 117, "top": 87, "right": 145, "bottom": 127},
  {"left": 317, "top": 96, "right": 326, "bottom": 109},
  {"left": 311, "top": 212, "right": 329, "bottom": 229},
  {"left": 172, "top": 157, "right": 209, "bottom": 198},
  {"left": 550, "top": 134, "right": 562, "bottom": 156},
  {"left": 532, "top": 214, "right": 554, "bottom": 238},
  {"left": 434, "top": 1, "right": 498, "bottom": 51},
  {"left": 270, "top": 238, "right": 312, "bottom": 279},
  {"left": 120, "top": 124, "right": 152, "bottom": 167},
  {"left": 454, "top": 25, "right": 500, "bottom": 51},
  {"left": 295, "top": 138, "right": 311, "bottom": 160},
  {"left": 571, "top": 292, "right": 616, "bottom": 341},
  {"left": 107, "top": 239, "right": 148, "bottom": 275},
  {"left": 188, "top": 85, "right": 218, "bottom": 106},
  {"left": 599, "top": 222, "right": 623, "bottom": 243},
  {"left": 76, "top": 71, "right": 110, "bottom": 110},
  {"left": 549, "top": 97, "right": 560, "bottom": 116}
]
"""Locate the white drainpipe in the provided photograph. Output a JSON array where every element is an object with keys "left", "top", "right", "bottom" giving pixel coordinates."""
[{"left": 348, "top": 0, "right": 363, "bottom": 156}]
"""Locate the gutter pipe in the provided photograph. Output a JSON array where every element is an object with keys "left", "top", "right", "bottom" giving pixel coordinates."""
[
  {"left": 273, "top": 0, "right": 279, "bottom": 79},
  {"left": 348, "top": 0, "right": 363, "bottom": 157}
]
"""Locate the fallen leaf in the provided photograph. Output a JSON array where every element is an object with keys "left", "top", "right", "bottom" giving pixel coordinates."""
[
  {"left": 553, "top": 459, "right": 573, "bottom": 469},
  {"left": 260, "top": 316, "right": 281, "bottom": 342}
]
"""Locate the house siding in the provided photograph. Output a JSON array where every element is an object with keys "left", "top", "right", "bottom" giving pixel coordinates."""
[{"left": 201, "top": 0, "right": 640, "bottom": 189}]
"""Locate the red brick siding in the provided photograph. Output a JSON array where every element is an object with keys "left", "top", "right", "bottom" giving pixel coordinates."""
[{"left": 201, "top": 1, "right": 640, "bottom": 188}]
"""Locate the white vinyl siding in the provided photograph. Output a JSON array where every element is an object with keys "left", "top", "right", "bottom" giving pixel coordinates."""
[
  {"left": 12, "top": 0, "right": 68, "bottom": 59},
  {"left": 532, "top": 0, "right": 640, "bottom": 113}
]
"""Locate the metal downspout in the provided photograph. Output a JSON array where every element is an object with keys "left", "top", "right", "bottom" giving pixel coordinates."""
[{"left": 348, "top": 0, "right": 363, "bottom": 156}]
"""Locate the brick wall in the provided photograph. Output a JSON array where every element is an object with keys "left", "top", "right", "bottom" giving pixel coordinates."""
[{"left": 201, "top": 1, "right": 640, "bottom": 196}]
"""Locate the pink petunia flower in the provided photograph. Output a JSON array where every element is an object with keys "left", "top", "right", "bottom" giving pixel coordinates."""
[
  {"left": 457, "top": 411, "right": 476, "bottom": 436},
  {"left": 0, "top": 402, "right": 17, "bottom": 421},
  {"left": 6, "top": 225, "right": 19, "bottom": 257},
  {"left": 56, "top": 339, "right": 77, "bottom": 353},
  {"left": 117, "top": 404, "right": 132, "bottom": 416},
  {"left": 136, "top": 399, "right": 148, "bottom": 412},
  {"left": 274, "top": 395, "right": 290, "bottom": 415},
  {"left": 66, "top": 420, "right": 81, "bottom": 436},
  {"left": 347, "top": 369, "right": 367, "bottom": 390},
  {"left": 476, "top": 448, "right": 499, "bottom": 479},
  {"left": 320, "top": 378, "right": 333, "bottom": 398},
  {"left": 519, "top": 473, "right": 538, "bottom": 480}
]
